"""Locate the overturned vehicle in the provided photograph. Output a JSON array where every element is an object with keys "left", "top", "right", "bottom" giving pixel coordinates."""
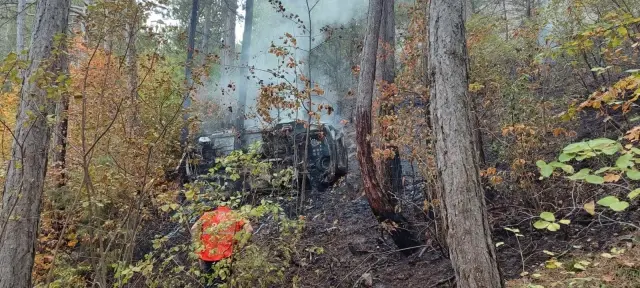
[{"left": 186, "top": 121, "right": 348, "bottom": 191}]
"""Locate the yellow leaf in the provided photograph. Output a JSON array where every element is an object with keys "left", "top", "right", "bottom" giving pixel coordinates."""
[
  {"left": 584, "top": 200, "right": 595, "bottom": 216},
  {"left": 67, "top": 239, "right": 78, "bottom": 247}
]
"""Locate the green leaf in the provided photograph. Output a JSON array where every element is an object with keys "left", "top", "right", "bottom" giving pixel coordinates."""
[
  {"left": 609, "top": 201, "right": 629, "bottom": 212},
  {"left": 587, "top": 138, "right": 617, "bottom": 148},
  {"left": 540, "top": 212, "right": 556, "bottom": 222},
  {"left": 617, "top": 26, "right": 628, "bottom": 37},
  {"left": 536, "top": 160, "right": 547, "bottom": 168},
  {"left": 550, "top": 162, "right": 574, "bottom": 173},
  {"left": 534, "top": 220, "right": 550, "bottom": 230},
  {"left": 616, "top": 153, "right": 634, "bottom": 170},
  {"left": 563, "top": 142, "right": 589, "bottom": 154},
  {"left": 626, "top": 169, "right": 640, "bottom": 180},
  {"left": 585, "top": 175, "right": 605, "bottom": 184},
  {"left": 628, "top": 188, "right": 640, "bottom": 200},
  {"left": 540, "top": 165, "right": 553, "bottom": 178},
  {"left": 559, "top": 219, "right": 571, "bottom": 225},
  {"left": 594, "top": 167, "right": 611, "bottom": 174},
  {"left": 547, "top": 223, "right": 561, "bottom": 231},
  {"left": 573, "top": 263, "right": 586, "bottom": 271},
  {"left": 568, "top": 168, "right": 591, "bottom": 180},
  {"left": 558, "top": 152, "right": 575, "bottom": 162},
  {"left": 597, "top": 196, "right": 620, "bottom": 207}
]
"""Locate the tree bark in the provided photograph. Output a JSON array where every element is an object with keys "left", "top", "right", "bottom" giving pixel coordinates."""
[
  {"left": 428, "top": 0, "right": 503, "bottom": 286},
  {"left": 0, "top": 0, "right": 70, "bottom": 286},
  {"left": 16, "top": 0, "right": 26, "bottom": 56},
  {"left": 375, "top": 0, "right": 402, "bottom": 197},
  {"left": 221, "top": 0, "right": 237, "bottom": 86},
  {"left": 357, "top": 0, "right": 420, "bottom": 255},
  {"left": 235, "top": 0, "right": 254, "bottom": 141},
  {"left": 181, "top": 0, "right": 199, "bottom": 149}
]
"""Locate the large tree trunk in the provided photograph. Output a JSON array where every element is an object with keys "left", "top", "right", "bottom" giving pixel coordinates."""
[
  {"left": 357, "top": 0, "right": 420, "bottom": 255},
  {"left": 0, "top": 0, "right": 70, "bottom": 286},
  {"left": 235, "top": 0, "right": 254, "bottom": 142},
  {"left": 375, "top": 0, "right": 402, "bottom": 197},
  {"left": 428, "top": 0, "right": 503, "bottom": 286}
]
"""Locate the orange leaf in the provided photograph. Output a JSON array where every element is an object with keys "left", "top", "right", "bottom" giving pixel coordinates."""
[{"left": 604, "top": 173, "right": 621, "bottom": 183}]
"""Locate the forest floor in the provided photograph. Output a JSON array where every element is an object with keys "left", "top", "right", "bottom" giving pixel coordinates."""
[{"left": 286, "top": 123, "right": 640, "bottom": 287}]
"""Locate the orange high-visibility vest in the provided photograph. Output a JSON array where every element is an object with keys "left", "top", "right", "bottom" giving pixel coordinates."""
[{"left": 196, "top": 206, "right": 245, "bottom": 262}]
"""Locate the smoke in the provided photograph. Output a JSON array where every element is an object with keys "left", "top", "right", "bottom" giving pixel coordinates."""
[{"left": 237, "top": 0, "right": 367, "bottom": 131}]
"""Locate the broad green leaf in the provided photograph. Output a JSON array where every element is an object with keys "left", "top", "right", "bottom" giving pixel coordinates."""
[
  {"left": 616, "top": 153, "right": 634, "bottom": 170},
  {"left": 547, "top": 223, "right": 561, "bottom": 231},
  {"left": 533, "top": 220, "right": 550, "bottom": 230},
  {"left": 609, "top": 201, "right": 629, "bottom": 212},
  {"left": 587, "top": 138, "right": 617, "bottom": 149},
  {"left": 584, "top": 201, "right": 596, "bottom": 215},
  {"left": 594, "top": 167, "right": 611, "bottom": 174},
  {"left": 540, "top": 212, "right": 555, "bottom": 222},
  {"left": 550, "top": 161, "right": 574, "bottom": 173},
  {"left": 600, "top": 144, "right": 620, "bottom": 155},
  {"left": 628, "top": 188, "right": 640, "bottom": 200},
  {"left": 559, "top": 219, "right": 571, "bottom": 225},
  {"left": 540, "top": 165, "right": 553, "bottom": 178},
  {"left": 558, "top": 152, "right": 575, "bottom": 162},
  {"left": 536, "top": 160, "right": 547, "bottom": 168},
  {"left": 626, "top": 169, "right": 640, "bottom": 180},
  {"left": 597, "top": 196, "right": 619, "bottom": 207},
  {"left": 568, "top": 168, "right": 591, "bottom": 180},
  {"left": 563, "top": 142, "right": 589, "bottom": 154},
  {"left": 585, "top": 175, "right": 604, "bottom": 184}
]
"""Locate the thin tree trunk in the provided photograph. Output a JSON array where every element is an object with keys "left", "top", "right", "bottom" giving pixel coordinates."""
[
  {"left": 236, "top": 0, "right": 254, "bottom": 143},
  {"left": 428, "top": 0, "right": 503, "bottom": 286},
  {"left": 202, "top": 1, "right": 213, "bottom": 56},
  {"left": 0, "top": 0, "right": 70, "bottom": 285},
  {"left": 357, "top": 0, "right": 420, "bottom": 255},
  {"left": 52, "top": 91, "right": 69, "bottom": 187},
  {"left": 16, "top": 0, "right": 26, "bottom": 55},
  {"left": 222, "top": 0, "right": 237, "bottom": 86},
  {"left": 181, "top": 0, "right": 199, "bottom": 149},
  {"left": 126, "top": 0, "right": 139, "bottom": 103},
  {"left": 376, "top": 0, "right": 402, "bottom": 196}
]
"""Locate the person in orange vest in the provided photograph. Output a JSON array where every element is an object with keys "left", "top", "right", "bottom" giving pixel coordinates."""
[{"left": 191, "top": 205, "right": 253, "bottom": 283}]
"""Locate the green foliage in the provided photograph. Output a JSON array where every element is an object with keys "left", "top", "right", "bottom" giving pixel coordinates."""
[
  {"left": 533, "top": 212, "right": 570, "bottom": 232},
  {"left": 116, "top": 149, "right": 303, "bottom": 287}
]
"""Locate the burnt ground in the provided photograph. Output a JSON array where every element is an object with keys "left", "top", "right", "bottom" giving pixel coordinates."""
[{"left": 286, "top": 122, "right": 640, "bottom": 287}]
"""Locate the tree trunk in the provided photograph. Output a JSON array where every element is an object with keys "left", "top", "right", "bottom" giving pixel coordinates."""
[
  {"left": 52, "top": 91, "right": 69, "bottom": 187},
  {"left": 125, "top": 0, "right": 139, "bottom": 103},
  {"left": 235, "top": 0, "right": 254, "bottom": 142},
  {"left": 0, "top": 0, "right": 70, "bottom": 286},
  {"left": 16, "top": 0, "right": 26, "bottom": 55},
  {"left": 357, "top": 0, "right": 420, "bottom": 255},
  {"left": 221, "top": 0, "right": 237, "bottom": 87},
  {"left": 428, "top": 0, "right": 503, "bottom": 286},
  {"left": 375, "top": 0, "right": 402, "bottom": 197},
  {"left": 181, "top": 0, "right": 199, "bottom": 149}
]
